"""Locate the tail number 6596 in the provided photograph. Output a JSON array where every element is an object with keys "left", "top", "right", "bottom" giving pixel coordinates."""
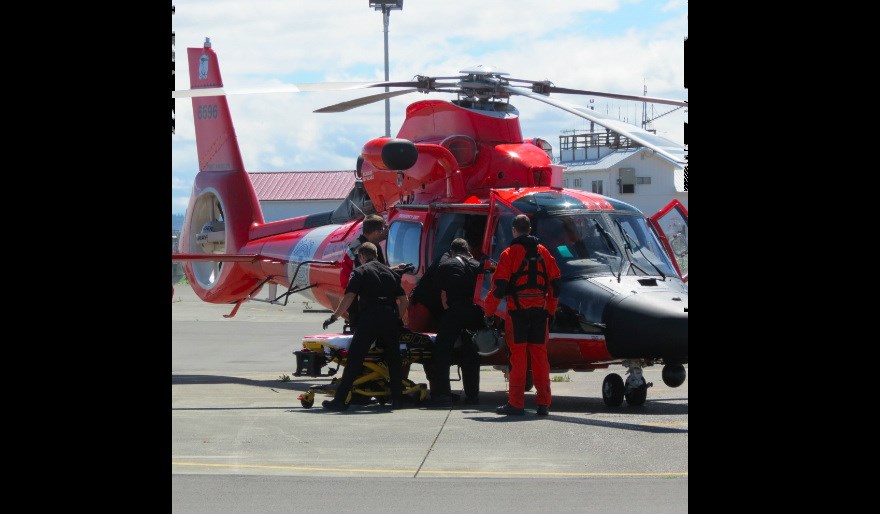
[{"left": 197, "top": 104, "right": 218, "bottom": 120}]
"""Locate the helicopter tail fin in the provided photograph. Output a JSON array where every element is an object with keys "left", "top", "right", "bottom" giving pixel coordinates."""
[{"left": 178, "top": 38, "right": 266, "bottom": 303}]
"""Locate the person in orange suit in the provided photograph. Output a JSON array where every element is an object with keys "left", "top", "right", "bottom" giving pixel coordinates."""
[{"left": 483, "top": 214, "right": 561, "bottom": 416}]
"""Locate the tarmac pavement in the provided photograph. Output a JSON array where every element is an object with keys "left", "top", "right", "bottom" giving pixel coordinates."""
[{"left": 172, "top": 282, "right": 688, "bottom": 512}]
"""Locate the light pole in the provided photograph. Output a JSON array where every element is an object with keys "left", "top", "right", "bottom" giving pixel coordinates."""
[{"left": 369, "top": 1, "right": 403, "bottom": 137}]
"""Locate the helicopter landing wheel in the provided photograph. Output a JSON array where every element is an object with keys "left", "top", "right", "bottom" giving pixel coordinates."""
[
  {"left": 624, "top": 385, "right": 648, "bottom": 406},
  {"left": 602, "top": 373, "right": 624, "bottom": 407}
]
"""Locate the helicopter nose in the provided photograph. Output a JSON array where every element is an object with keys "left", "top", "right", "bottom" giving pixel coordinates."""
[{"left": 602, "top": 291, "right": 688, "bottom": 362}]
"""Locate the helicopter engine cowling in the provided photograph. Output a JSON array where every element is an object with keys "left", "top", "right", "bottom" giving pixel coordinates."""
[{"left": 362, "top": 138, "right": 418, "bottom": 171}]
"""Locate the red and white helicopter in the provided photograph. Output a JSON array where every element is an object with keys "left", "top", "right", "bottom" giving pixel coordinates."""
[{"left": 172, "top": 38, "right": 688, "bottom": 407}]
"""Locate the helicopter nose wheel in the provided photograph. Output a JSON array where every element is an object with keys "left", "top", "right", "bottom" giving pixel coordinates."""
[
  {"left": 602, "top": 373, "right": 624, "bottom": 407},
  {"left": 602, "top": 361, "right": 654, "bottom": 407},
  {"left": 622, "top": 360, "right": 652, "bottom": 406}
]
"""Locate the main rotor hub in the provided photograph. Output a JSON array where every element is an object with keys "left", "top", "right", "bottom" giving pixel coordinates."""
[{"left": 455, "top": 66, "right": 512, "bottom": 101}]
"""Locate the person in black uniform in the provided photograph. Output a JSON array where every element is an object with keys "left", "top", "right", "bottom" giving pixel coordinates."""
[
  {"left": 424, "top": 238, "right": 484, "bottom": 407},
  {"left": 339, "top": 214, "right": 407, "bottom": 330},
  {"left": 322, "top": 242, "right": 409, "bottom": 411}
]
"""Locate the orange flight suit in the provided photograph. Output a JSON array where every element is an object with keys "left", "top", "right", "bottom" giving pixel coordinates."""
[{"left": 484, "top": 235, "right": 561, "bottom": 409}]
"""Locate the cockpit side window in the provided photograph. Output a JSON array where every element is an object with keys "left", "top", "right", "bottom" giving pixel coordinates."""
[
  {"left": 433, "top": 213, "right": 488, "bottom": 262},
  {"left": 387, "top": 221, "right": 422, "bottom": 270}
]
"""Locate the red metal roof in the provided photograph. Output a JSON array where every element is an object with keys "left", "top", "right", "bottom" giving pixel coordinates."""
[{"left": 248, "top": 171, "right": 356, "bottom": 201}]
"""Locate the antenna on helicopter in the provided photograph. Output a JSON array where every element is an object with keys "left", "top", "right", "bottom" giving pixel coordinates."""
[{"left": 349, "top": 199, "right": 367, "bottom": 219}]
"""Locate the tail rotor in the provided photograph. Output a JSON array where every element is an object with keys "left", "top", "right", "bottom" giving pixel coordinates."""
[{"left": 187, "top": 191, "right": 229, "bottom": 289}]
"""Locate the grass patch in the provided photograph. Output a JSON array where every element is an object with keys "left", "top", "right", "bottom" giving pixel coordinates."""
[
  {"left": 551, "top": 374, "right": 571, "bottom": 382},
  {"left": 278, "top": 374, "right": 290, "bottom": 382}
]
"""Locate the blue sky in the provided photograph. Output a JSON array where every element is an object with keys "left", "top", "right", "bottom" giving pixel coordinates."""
[{"left": 172, "top": 0, "right": 687, "bottom": 214}]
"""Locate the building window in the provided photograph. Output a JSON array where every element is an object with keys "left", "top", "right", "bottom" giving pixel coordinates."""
[
  {"left": 619, "top": 167, "right": 635, "bottom": 194},
  {"left": 591, "top": 180, "right": 603, "bottom": 194},
  {"left": 573, "top": 178, "right": 582, "bottom": 187},
  {"left": 636, "top": 176, "right": 651, "bottom": 185}
]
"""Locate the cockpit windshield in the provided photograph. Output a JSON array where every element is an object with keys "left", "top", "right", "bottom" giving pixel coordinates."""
[
  {"left": 532, "top": 212, "right": 676, "bottom": 279},
  {"left": 609, "top": 214, "right": 678, "bottom": 278},
  {"left": 533, "top": 214, "right": 620, "bottom": 278}
]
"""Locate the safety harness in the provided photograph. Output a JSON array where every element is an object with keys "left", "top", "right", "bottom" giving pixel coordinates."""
[{"left": 507, "top": 236, "right": 550, "bottom": 310}]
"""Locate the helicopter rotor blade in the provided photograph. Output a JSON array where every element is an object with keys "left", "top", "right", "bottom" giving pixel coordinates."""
[
  {"left": 314, "top": 89, "right": 419, "bottom": 113},
  {"left": 504, "top": 79, "right": 687, "bottom": 108},
  {"left": 540, "top": 86, "right": 687, "bottom": 107},
  {"left": 171, "top": 81, "right": 391, "bottom": 99},
  {"left": 173, "top": 87, "right": 226, "bottom": 98},
  {"left": 507, "top": 87, "right": 687, "bottom": 164},
  {"left": 172, "top": 71, "right": 688, "bottom": 151},
  {"left": 354, "top": 80, "right": 428, "bottom": 89}
]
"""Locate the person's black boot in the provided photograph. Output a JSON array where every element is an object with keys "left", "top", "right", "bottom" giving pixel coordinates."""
[
  {"left": 424, "top": 394, "right": 455, "bottom": 408},
  {"left": 495, "top": 403, "right": 525, "bottom": 415},
  {"left": 322, "top": 400, "right": 348, "bottom": 412}
]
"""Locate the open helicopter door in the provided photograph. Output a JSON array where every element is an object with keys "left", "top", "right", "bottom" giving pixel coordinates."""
[
  {"left": 649, "top": 199, "right": 688, "bottom": 282},
  {"left": 479, "top": 191, "right": 520, "bottom": 304},
  {"left": 385, "top": 207, "right": 430, "bottom": 293}
]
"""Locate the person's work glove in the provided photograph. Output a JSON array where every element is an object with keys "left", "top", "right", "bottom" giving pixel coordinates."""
[{"left": 323, "top": 315, "right": 338, "bottom": 330}]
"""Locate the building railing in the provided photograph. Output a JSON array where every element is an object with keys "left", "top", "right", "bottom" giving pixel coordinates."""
[{"left": 558, "top": 131, "right": 636, "bottom": 151}]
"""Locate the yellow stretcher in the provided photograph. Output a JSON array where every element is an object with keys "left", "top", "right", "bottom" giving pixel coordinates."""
[{"left": 294, "top": 329, "right": 435, "bottom": 408}]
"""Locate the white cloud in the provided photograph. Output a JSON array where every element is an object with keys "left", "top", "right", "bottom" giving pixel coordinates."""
[
  {"left": 171, "top": 176, "right": 191, "bottom": 191},
  {"left": 172, "top": 195, "right": 192, "bottom": 214},
  {"left": 172, "top": 0, "right": 687, "bottom": 213}
]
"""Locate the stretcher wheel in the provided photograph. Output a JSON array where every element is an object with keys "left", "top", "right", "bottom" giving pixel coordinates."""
[{"left": 409, "top": 384, "right": 428, "bottom": 404}]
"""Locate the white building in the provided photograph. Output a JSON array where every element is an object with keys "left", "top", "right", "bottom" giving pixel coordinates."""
[{"left": 558, "top": 131, "right": 687, "bottom": 216}]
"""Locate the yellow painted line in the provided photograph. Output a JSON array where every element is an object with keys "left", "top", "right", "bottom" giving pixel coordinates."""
[
  {"left": 172, "top": 462, "right": 686, "bottom": 477},
  {"left": 641, "top": 422, "right": 688, "bottom": 427}
]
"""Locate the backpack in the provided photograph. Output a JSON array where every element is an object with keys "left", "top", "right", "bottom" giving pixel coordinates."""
[{"left": 409, "top": 256, "right": 444, "bottom": 317}]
